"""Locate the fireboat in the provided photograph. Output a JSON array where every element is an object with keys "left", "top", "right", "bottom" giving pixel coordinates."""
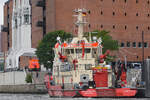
[{"left": 44, "top": 8, "right": 137, "bottom": 97}]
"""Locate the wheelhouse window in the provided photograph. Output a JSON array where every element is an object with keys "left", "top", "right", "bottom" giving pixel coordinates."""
[
  {"left": 85, "top": 64, "right": 92, "bottom": 70},
  {"left": 75, "top": 49, "right": 82, "bottom": 53},
  {"left": 85, "top": 48, "right": 91, "bottom": 53},
  {"left": 66, "top": 49, "right": 70, "bottom": 54},
  {"left": 70, "top": 49, "right": 74, "bottom": 54}
]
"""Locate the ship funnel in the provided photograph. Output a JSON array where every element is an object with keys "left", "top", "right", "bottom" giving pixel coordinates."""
[{"left": 74, "top": 8, "right": 87, "bottom": 39}]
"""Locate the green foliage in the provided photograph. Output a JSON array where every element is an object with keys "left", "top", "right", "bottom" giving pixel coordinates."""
[
  {"left": 36, "top": 30, "right": 72, "bottom": 69},
  {"left": 25, "top": 73, "right": 32, "bottom": 83},
  {"left": 0, "top": 63, "right": 4, "bottom": 71},
  {"left": 85, "top": 30, "right": 119, "bottom": 53},
  {"left": 84, "top": 30, "right": 119, "bottom": 63}
]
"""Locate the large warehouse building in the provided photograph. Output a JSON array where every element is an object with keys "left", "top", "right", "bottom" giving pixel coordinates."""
[{"left": 1, "top": 0, "right": 150, "bottom": 69}]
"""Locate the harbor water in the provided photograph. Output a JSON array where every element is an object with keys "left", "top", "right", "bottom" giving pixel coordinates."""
[{"left": 0, "top": 94, "right": 149, "bottom": 100}]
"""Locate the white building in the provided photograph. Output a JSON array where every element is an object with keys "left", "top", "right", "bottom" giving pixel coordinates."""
[{"left": 6, "top": 0, "right": 36, "bottom": 69}]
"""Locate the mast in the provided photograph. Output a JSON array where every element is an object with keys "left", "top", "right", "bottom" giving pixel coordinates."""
[{"left": 74, "top": 8, "right": 87, "bottom": 39}]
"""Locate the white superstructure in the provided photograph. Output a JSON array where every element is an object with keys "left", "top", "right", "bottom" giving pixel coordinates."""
[{"left": 6, "top": 0, "right": 36, "bottom": 69}]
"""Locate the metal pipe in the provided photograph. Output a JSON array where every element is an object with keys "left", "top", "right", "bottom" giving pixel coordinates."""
[{"left": 142, "top": 31, "right": 145, "bottom": 81}]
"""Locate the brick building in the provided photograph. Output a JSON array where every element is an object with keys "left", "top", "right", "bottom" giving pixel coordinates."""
[{"left": 1, "top": 0, "right": 150, "bottom": 68}]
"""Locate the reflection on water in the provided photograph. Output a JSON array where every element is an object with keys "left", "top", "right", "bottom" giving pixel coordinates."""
[{"left": 0, "top": 94, "right": 149, "bottom": 100}]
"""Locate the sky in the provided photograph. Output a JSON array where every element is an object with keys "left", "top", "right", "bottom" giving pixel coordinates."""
[{"left": 0, "top": 0, "right": 8, "bottom": 25}]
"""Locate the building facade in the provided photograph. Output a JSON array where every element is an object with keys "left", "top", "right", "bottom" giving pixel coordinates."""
[{"left": 2, "top": 0, "right": 150, "bottom": 68}]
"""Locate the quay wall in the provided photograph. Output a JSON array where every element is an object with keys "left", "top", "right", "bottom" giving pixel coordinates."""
[
  {"left": 0, "top": 71, "right": 26, "bottom": 85},
  {"left": 0, "top": 84, "right": 47, "bottom": 93},
  {"left": 0, "top": 71, "right": 47, "bottom": 93}
]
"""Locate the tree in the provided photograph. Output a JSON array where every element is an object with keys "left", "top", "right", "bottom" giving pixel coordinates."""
[
  {"left": 85, "top": 30, "right": 119, "bottom": 53},
  {"left": 25, "top": 73, "right": 32, "bottom": 83},
  {"left": 85, "top": 30, "right": 119, "bottom": 62},
  {"left": 36, "top": 30, "right": 72, "bottom": 69}
]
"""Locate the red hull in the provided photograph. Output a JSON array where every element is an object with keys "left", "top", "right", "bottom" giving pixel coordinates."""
[
  {"left": 44, "top": 75, "right": 137, "bottom": 97},
  {"left": 47, "top": 88, "right": 137, "bottom": 97}
]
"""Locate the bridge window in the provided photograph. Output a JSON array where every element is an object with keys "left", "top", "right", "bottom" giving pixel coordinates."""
[
  {"left": 76, "top": 49, "right": 82, "bottom": 53},
  {"left": 66, "top": 49, "right": 70, "bottom": 54},
  {"left": 85, "top": 64, "right": 92, "bottom": 70},
  {"left": 85, "top": 48, "right": 91, "bottom": 53},
  {"left": 70, "top": 49, "right": 74, "bottom": 54}
]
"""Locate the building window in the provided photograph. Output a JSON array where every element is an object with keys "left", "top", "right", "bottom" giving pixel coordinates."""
[
  {"left": 148, "top": 1, "right": 150, "bottom": 4},
  {"left": 113, "top": 0, "right": 115, "bottom": 2},
  {"left": 124, "top": 0, "right": 127, "bottom": 3},
  {"left": 136, "top": 0, "right": 138, "bottom": 3},
  {"left": 101, "top": 11, "right": 103, "bottom": 15},
  {"left": 24, "top": 14, "right": 29, "bottom": 24},
  {"left": 112, "top": 12, "right": 115, "bottom": 16},
  {"left": 136, "top": 26, "right": 139, "bottom": 30},
  {"left": 113, "top": 25, "right": 115, "bottom": 29},
  {"left": 88, "top": 10, "right": 91, "bottom": 14},
  {"left": 136, "top": 13, "right": 139, "bottom": 16},
  {"left": 132, "top": 42, "right": 136, "bottom": 48},
  {"left": 121, "top": 42, "right": 125, "bottom": 47},
  {"left": 144, "top": 42, "right": 148, "bottom": 48},
  {"left": 138, "top": 42, "right": 142, "bottom": 48},
  {"left": 148, "top": 14, "right": 150, "bottom": 17},
  {"left": 124, "top": 12, "right": 127, "bottom": 16},
  {"left": 101, "top": 25, "right": 103, "bottom": 28},
  {"left": 148, "top": 26, "right": 150, "bottom": 30},
  {"left": 8, "top": 42, "right": 10, "bottom": 48},
  {"left": 125, "top": 25, "right": 127, "bottom": 30},
  {"left": 127, "top": 42, "right": 130, "bottom": 47},
  {"left": 15, "top": 19, "right": 17, "bottom": 28},
  {"left": 88, "top": 24, "right": 91, "bottom": 28}
]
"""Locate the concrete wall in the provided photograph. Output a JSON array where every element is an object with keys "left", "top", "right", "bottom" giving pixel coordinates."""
[
  {"left": 0, "top": 71, "right": 47, "bottom": 93},
  {"left": 0, "top": 71, "right": 26, "bottom": 85},
  {"left": 0, "top": 84, "right": 47, "bottom": 93}
]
